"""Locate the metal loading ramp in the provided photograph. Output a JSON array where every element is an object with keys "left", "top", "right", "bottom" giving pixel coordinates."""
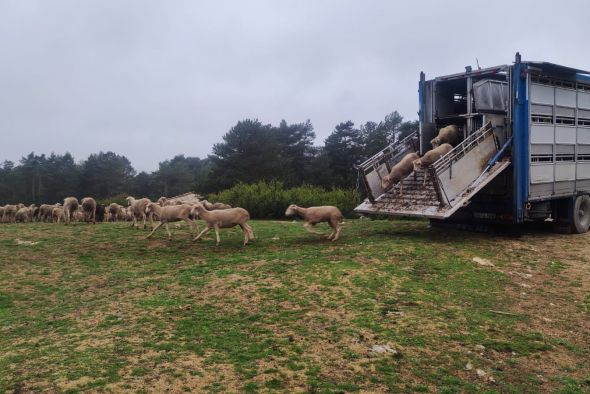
[{"left": 355, "top": 122, "right": 512, "bottom": 219}]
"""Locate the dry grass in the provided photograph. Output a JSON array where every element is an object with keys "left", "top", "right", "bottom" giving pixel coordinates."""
[{"left": 0, "top": 219, "right": 589, "bottom": 393}]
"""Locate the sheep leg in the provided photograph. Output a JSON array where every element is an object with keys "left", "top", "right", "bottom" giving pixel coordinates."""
[
  {"left": 303, "top": 222, "right": 322, "bottom": 235},
  {"left": 239, "top": 224, "right": 249, "bottom": 246},
  {"left": 146, "top": 222, "right": 164, "bottom": 239},
  {"left": 332, "top": 222, "right": 342, "bottom": 242},
  {"left": 149, "top": 213, "right": 155, "bottom": 230},
  {"left": 142, "top": 214, "right": 147, "bottom": 230},
  {"left": 185, "top": 219, "right": 197, "bottom": 237},
  {"left": 399, "top": 181, "right": 404, "bottom": 197},
  {"left": 245, "top": 223, "right": 255, "bottom": 240},
  {"left": 326, "top": 218, "right": 339, "bottom": 240},
  {"left": 423, "top": 170, "right": 429, "bottom": 186},
  {"left": 165, "top": 223, "right": 172, "bottom": 240},
  {"left": 213, "top": 224, "right": 221, "bottom": 246},
  {"left": 193, "top": 226, "right": 211, "bottom": 242}
]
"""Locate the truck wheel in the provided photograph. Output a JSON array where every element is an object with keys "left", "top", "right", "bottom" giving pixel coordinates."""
[{"left": 572, "top": 195, "right": 590, "bottom": 234}]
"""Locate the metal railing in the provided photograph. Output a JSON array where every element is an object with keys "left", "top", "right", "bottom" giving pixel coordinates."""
[
  {"left": 355, "top": 131, "right": 419, "bottom": 172},
  {"left": 431, "top": 122, "right": 495, "bottom": 175}
]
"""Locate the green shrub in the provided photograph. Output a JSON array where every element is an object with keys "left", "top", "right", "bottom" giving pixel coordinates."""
[
  {"left": 207, "top": 181, "right": 361, "bottom": 219},
  {"left": 97, "top": 193, "right": 128, "bottom": 207}
]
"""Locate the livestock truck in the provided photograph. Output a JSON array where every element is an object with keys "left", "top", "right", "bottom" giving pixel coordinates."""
[{"left": 355, "top": 53, "right": 590, "bottom": 233}]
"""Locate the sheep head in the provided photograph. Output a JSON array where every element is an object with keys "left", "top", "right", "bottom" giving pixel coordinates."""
[
  {"left": 430, "top": 137, "right": 440, "bottom": 148},
  {"left": 381, "top": 175, "right": 392, "bottom": 190},
  {"left": 412, "top": 158, "right": 423, "bottom": 172},
  {"left": 190, "top": 202, "right": 205, "bottom": 216},
  {"left": 285, "top": 204, "right": 299, "bottom": 217}
]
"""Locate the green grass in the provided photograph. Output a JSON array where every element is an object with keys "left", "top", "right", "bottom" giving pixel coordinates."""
[{"left": 0, "top": 219, "right": 588, "bottom": 392}]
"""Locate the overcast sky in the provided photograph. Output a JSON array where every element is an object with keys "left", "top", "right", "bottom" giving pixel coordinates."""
[{"left": 1, "top": 0, "right": 589, "bottom": 172}]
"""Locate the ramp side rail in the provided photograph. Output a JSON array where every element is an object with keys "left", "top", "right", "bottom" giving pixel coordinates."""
[
  {"left": 430, "top": 122, "right": 498, "bottom": 206},
  {"left": 355, "top": 131, "right": 419, "bottom": 202}
]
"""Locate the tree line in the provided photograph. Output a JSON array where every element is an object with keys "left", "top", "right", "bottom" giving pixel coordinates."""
[{"left": 0, "top": 111, "right": 417, "bottom": 204}]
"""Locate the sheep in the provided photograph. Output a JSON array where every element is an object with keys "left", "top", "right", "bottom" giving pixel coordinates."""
[
  {"left": 107, "top": 203, "right": 122, "bottom": 222},
  {"left": 32, "top": 206, "right": 40, "bottom": 221},
  {"left": 52, "top": 207, "right": 66, "bottom": 223},
  {"left": 413, "top": 143, "right": 454, "bottom": 185},
  {"left": 157, "top": 197, "right": 189, "bottom": 207},
  {"left": 0, "top": 206, "right": 4, "bottom": 223},
  {"left": 126, "top": 196, "right": 154, "bottom": 229},
  {"left": 38, "top": 204, "right": 61, "bottom": 222},
  {"left": 123, "top": 207, "right": 134, "bottom": 221},
  {"left": 73, "top": 206, "right": 84, "bottom": 222},
  {"left": 381, "top": 152, "right": 420, "bottom": 196},
  {"left": 2, "top": 204, "right": 18, "bottom": 223},
  {"left": 190, "top": 202, "right": 254, "bottom": 246},
  {"left": 201, "top": 200, "right": 232, "bottom": 210},
  {"left": 80, "top": 197, "right": 97, "bottom": 224},
  {"left": 63, "top": 197, "right": 79, "bottom": 225},
  {"left": 95, "top": 204, "right": 106, "bottom": 222},
  {"left": 431, "top": 125, "right": 459, "bottom": 148},
  {"left": 144, "top": 203, "right": 199, "bottom": 240},
  {"left": 15, "top": 207, "right": 33, "bottom": 222},
  {"left": 285, "top": 204, "right": 343, "bottom": 241}
]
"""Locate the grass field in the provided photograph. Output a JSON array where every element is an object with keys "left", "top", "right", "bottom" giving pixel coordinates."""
[{"left": 0, "top": 219, "right": 589, "bottom": 393}]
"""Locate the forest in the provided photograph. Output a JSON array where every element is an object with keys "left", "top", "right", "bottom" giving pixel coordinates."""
[{"left": 0, "top": 111, "right": 417, "bottom": 204}]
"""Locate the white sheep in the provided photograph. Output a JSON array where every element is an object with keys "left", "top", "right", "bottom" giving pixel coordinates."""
[
  {"left": 15, "top": 207, "right": 33, "bottom": 222},
  {"left": 381, "top": 152, "right": 420, "bottom": 195},
  {"left": 190, "top": 202, "right": 254, "bottom": 246},
  {"left": 126, "top": 196, "right": 153, "bottom": 229},
  {"left": 62, "top": 197, "right": 79, "bottom": 224},
  {"left": 285, "top": 204, "right": 343, "bottom": 241},
  {"left": 413, "top": 143, "right": 454, "bottom": 185},
  {"left": 80, "top": 197, "right": 97, "bottom": 224},
  {"left": 106, "top": 203, "right": 122, "bottom": 222},
  {"left": 38, "top": 204, "right": 61, "bottom": 222},
  {"left": 201, "top": 200, "right": 232, "bottom": 210},
  {"left": 431, "top": 125, "right": 459, "bottom": 148},
  {"left": 52, "top": 207, "right": 66, "bottom": 223},
  {"left": 2, "top": 204, "right": 18, "bottom": 223},
  {"left": 144, "top": 203, "right": 199, "bottom": 240}
]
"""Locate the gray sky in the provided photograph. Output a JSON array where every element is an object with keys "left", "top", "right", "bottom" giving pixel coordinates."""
[{"left": 1, "top": 0, "right": 589, "bottom": 172}]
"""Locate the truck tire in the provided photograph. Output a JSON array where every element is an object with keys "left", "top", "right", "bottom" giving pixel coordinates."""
[{"left": 572, "top": 195, "right": 590, "bottom": 234}]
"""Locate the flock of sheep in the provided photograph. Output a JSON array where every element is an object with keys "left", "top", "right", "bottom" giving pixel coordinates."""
[
  {"left": 0, "top": 126, "right": 459, "bottom": 243},
  {"left": 0, "top": 196, "right": 344, "bottom": 245},
  {"left": 381, "top": 124, "right": 459, "bottom": 193}
]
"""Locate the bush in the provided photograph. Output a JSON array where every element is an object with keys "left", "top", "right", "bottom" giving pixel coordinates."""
[
  {"left": 207, "top": 180, "right": 361, "bottom": 219},
  {"left": 97, "top": 193, "right": 128, "bottom": 207}
]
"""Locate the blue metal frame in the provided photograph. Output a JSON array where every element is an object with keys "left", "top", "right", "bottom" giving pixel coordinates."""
[
  {"left": 512, "top": 54, "right": 529, "bottom": 223},
  {"left": 418, "top": 72, "right": 425, "bottom": 123}
]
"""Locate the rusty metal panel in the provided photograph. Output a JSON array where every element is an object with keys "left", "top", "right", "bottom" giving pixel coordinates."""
[
  {"left": 435, "top": 135, "right": 497, "bottom": 206},
  {"left": 365, "top": 164, "right": 389, "bottom": 200}
]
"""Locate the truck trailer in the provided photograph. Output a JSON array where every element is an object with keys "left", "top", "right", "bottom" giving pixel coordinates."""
[{"left": 354, "top": 53, "right": 590, "bottom": 233}]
